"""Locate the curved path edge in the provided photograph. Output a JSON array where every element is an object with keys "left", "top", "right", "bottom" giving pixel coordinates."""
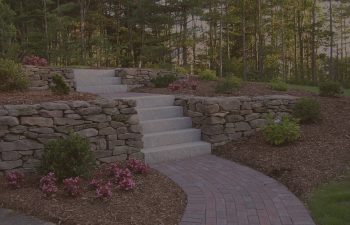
[
  {"left": 0, "top": 208, "right": 54, "bottom": 225},
  {"left": 152, "top": 155, "right": 316, "bottom": 225}
]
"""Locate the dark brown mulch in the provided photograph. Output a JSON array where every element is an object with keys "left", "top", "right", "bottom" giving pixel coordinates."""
[
  {"left": 0, "top": 169, "right": 186, "bottom": 225},
  {"left": 0, "top": 90, "right": 97, "bottom": 105},
  {"left": 133, "top": 81, "right": 316, "bottom": 97},
  {"left": 214, "top": 96, "right": 350, "bottom": 201}
]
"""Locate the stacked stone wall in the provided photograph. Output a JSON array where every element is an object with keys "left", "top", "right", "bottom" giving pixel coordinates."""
[
  {"left": 175, "top": 95, "right": 298, "bottom": 146},
  {"left": 0, "top": 98, "right": 143, "bottom": 173}
]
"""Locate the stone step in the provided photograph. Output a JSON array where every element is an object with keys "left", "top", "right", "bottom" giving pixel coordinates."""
[
  {"left": 76, "top": 85, "right": 128, "bottom": 94},
  {"left": 143, "top": 128, "right": 201, "bottom": 148},
  {"left": 73, "top": 69, "right": 116, "bottom": 78},
  {"left": 132, "top": 95, "right": 175, "bottom": 108},
  {"left": 75, "top": 77, "right": 121, "bottom": 87},
  {"left": 143, "top": 141, "right": 211, "bottom": 164},
  {"left": 141, "top": 117, "right": 192, "bottom": 134},
  {"left": 137, "top": 106, "right": 183, "bottom": 121}
]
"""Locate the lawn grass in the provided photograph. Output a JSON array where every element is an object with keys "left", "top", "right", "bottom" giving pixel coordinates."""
[
  {"left": 308, "top": 173, "right": 350, "bottom": 225},
  {"left": 287, "top": 84, "right": 350, "bottom": 97}
]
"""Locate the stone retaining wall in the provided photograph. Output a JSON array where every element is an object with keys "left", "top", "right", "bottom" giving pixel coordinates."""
[
  {"left": 23, "top": 66, "right": 75, "bottom": 91},
  {"left": 175, "top": 95, "right": 298, "bottom": 146},
  {"left": 0, "top": 98, "right": 143, "bottom": 173},
  {"left": 116, "top": 68, "right": 178, "bottom": 89}
]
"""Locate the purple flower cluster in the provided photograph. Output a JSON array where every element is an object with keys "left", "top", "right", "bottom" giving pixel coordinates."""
[
  {"left": 40, "top": 172, "right": 58, "bottom": 196},
  {"left": 63, "top": 177, "right": 81, "bottom": 197},
  {"left": 5, "top": 171, "right": 24, "bottom": 189},
  {"left": 126, "top": 159, "right": 148, "bottom": 174}
]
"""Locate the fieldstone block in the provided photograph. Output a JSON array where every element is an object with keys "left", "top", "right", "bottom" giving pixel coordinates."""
[
  {"left": 113, "top": 146, "right": 139, "bottom": 155},
  {"left": 2, "top": 151, "right": 22, "bottom": 161},
  {"left": 99, "top": 127, "right": 116, "bottom": 136},
  {"left": 235, "top": 122, "right": 251, "bottom": 131},
  {"left": 54, "top": 118, "right": 85, "bottom": 126},
  {"left": 85, "top": 114, "right": 111, "bottom": 123},
  {"left": 226, "top": 115, "right": 244, "bottom": 123},
  {"left": 0, "top": 116, "right": 19, "bottom": 126},
  {"left": 5, "top": 105, "right": 38, "bottom": 116},
  {"left": 40, "top": 110, "right": 64, "bottom": 118},
  {"left": 78, "top": 106, "right": 102, "bottom": 115},
  {"left": 30, "top": 128, "right": 55, "bottom": 134},
  {"left": 0, "top": 160, "right": 22, "bottom": 170},
  {"left": 41, "top": 102, "right": 70, "bottom": 110},
  {"left": 99, "top": 155, "right": 127, "bottom": 163},
  {"left": 4, "top": 134, "right": 20, "bottom": 141},
  {"left": 21, "top": 117, "right": 53, "bottom": 127},
  {"left": 250, "top": 119, "right": 267, "bottom": 129},
  {"left": 219, "top": 99, "right": 240, "bottom": 111},
  {"left": 77, "top": 128, "right": 98, "bottom": 138},
  {"left": 202, "top": 125, "right": 224, "bottom": 135},
  {"left": 65, "top": 114, "right": 82, "bottom": 119},
  {"left": 70, "top": 101, "right": 90, "bottom": 108},
  {"left": 245, "top": 113, "right": 260, "bottom": 121}
]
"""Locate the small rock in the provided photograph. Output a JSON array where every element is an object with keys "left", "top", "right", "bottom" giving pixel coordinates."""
[
  {"left": 0, "top": 116, "right": 19, "bottom": 126},
  {"left": 21, "top": 117, "right": 53, "bottom": 127},
  {"left": 77, "top": 128, "right": 99, "bottom": 138}
]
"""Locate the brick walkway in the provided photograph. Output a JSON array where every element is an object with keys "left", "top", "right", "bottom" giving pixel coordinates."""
[{"left": 153, "top": 155, "right": 316, "bottom": 225}]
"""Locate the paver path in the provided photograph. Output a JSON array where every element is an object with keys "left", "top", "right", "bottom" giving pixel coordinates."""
[{"left": 153, "top": 155, "right": 316, "bottom": 225}]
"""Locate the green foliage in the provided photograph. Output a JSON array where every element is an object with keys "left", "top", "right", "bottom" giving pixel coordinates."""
[
  {"left": 319, "top": 81, "right": 343, "bottom": 97},
  {"left": 215, "top": 76, "right": 242, "bottom": 94},
  {"left": 175, "top": 66, "right": 189, "bottom": 75},
  {"left": 309, "top": 173, "right": 350, "bottom": 225},
  {"left": 0, "top": 58, "right": 28, "bottom": 91},
  {"left": 293, "top": 98, "right": 321, "bottom": 123},
  {"left": 150, "top": 74, "right": 177, "bottom": 88},
  {"left": 51, "top": 74, "right": 70, "bottom": 95},
  {"left": 199, "top": 69, "right": 217, "bottom": 81},
  {"left": 270, "top": 79, "right": 288, "bottom": 91},
  {"left": 262, "top": 116, "right": 300, "bottom": 146},
  {"left": 40, "top": 133, "right": 95, "bottom": 180}
]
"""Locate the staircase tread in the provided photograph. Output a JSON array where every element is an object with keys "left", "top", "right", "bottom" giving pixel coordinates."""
[
  {"left": 143, "top": 128, "right": 200, "bottom": 137},
  {"left": 140, "top": 117, "right": 191, "bottom": 123},
  {"left": 142, "top": 141, "right": 211, "bottom": 153},
  {"left": 137, "top": 105, "right": 182, "bottom": 110}
]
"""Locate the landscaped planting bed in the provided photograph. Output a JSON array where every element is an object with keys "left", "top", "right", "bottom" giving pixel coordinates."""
[
  {"left": 0, "top": 90, "right": 96, "bottom": 105},
  {"left": 214, "top": 96, "right": 350, "bottom": 201},
  {"left": 0, "top": 168, "right": 186, "bottom": 225}
]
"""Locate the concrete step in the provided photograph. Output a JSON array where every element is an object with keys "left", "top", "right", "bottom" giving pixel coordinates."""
[
  {"left": 131, "top": 95, "right": 175, "bottom": 108},
  {"left": 73, "top": 69, "right": 116, "bottom": 78},
  {"left": 143, "top": 128, "right": 201, "bottom": 148},
  {"left": 76, "top": 85, "right": 128, "bottom": 94},
  {"left": 143, "top": 141, "right": 212, "bottom": 164},
  {"left": 141, "top": 117, "right": 192, "bottom": 134},
  {"left": 75, "top": 77, "right": 122, "bottom": 87},
  {"left": 137, "top": 106, "right": 183, "bottom": 121}
]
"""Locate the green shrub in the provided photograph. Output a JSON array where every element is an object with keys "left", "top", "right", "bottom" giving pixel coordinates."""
[
  {"left": 319, "top": 81, "right": 343, "bottom": 97},
  {"left": 262, "top": 116, "right": 300, "bottom": 146},
  {"left": 40, "top": 133, "right": 95, "bottom": 180},
  {"left": 0, "top": 58, "right": 28, "bottom": 91},
  {"left": 199, "top": 69, "right": 217, "bottom": 81},
  {"left": 151, "top": 74, "right": 177, "bottom": 88},
  {"left": 293, "top": 98, "right": 321, "bottom": 123},
  {"left": 175, "top": 66, "right": 189, "bottom": 75},
  {"left": 51, "top": 74, "right": 70, "bottom": 95},
  {"left": 270, "top": 79, "right": 288, "bottom": 91},
  {"left": 215, "top": 76, "right": 242, "bottom": 94}
]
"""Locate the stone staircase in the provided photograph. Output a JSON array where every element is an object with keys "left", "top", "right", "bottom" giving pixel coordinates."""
[
  {"left": 73, "top": 69, "right": 211, "bottom": 164},
  {"left": 73, "top": 69, "right": 128, "bottom": 94}
]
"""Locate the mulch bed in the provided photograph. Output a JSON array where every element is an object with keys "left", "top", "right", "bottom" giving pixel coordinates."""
[
  {"left": 0, "top": 169, "right": 186, "bottom": 225},
  {"left": 0, "top": 90, "right": 96, "bottom": 105},
  {"left": 133, "top": 80, "right": 315, "bottom": 97},
  {"left": 214, "top": 96, "right": 350, "bottom": 201}
]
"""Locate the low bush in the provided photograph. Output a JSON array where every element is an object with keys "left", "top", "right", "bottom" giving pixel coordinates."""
[
  {"left": 151, "top": 74, "right": 177, "bottom": 88},
  {"left": 0, "top": 58, "right": 28, "bottom": 91},
  {"left": 293, "top": 98, "right": 321, "bottom": 123},
  {"left": 39, "top": 133, "right": 95, "bottom": 180},
  {"left": 22, "top": 55, "right": 48, "bottom": 67},
  {"left": 51, "top": 74, "right": 70, "bottom": 95},
  {"left": 319, "top": 81, "right": 343, "bottom": 97},
  {"left": 96, "top": 181, "right": 113, "bottom": 199},
  {"left": 215, "top": 76, "right": 242, "bottom": 94},
  {"left": 199, "top": 69, "right": 217, "bottom": 81},
  {"left": 168, "top": 79, "right": 198, "bottom": 92},
  {"left": 270, "top": 79, "right": 288, "bottom": 91},
  {"left": 126, "top": 159, "right": 148, "bottom": 174},
  {"left": 5, "top": 171, "right": 24, "bottom": 189},
  {"left": 262, "top": 116, "right": 300, "bottom": 146}
]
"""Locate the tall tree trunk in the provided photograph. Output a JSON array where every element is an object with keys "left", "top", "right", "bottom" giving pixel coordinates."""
[
  {"left": 329, "top": 0, "right": 334, "bottom": 79},
  {"left": 311, "top": 0, "right": 317, "bottom": 83},
  {"left": 242, "top": 0, "right": 247, "bottom": 81}
]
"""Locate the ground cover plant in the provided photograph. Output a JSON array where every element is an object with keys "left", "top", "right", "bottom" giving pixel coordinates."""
[
  {"left": 150, "top": 74, "right": 178, "bottom": 88},
  {"left": 51, "top": 74, "right": 70, "bottom": 95},
  {"left": 269, "top": 79, "right": 288, "bottom": 91},
  {"left": 199, "top": 69, "right": 218, "bottom": 81},
  {"left": 215, "top": 76, "right": 242, "bottom": 94},
  {"left": 309, "top": 173, "right": 350, "bottom": 225},
  {"left": 319, "top": 81, "right": 343, "bottom": 97}
]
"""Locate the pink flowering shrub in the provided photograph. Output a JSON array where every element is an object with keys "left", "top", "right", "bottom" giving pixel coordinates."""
[
  {"left": 63, "top": 177, "right": 81, "bottom": 197},
  {"left": 119, "top": 176, "right": 135, "bottom": 191},
  {"left": 89, "top": 178, "right": 103, "bottom": 189},
  {"left": 5, "top": 171, "right": 24, "bottom": 189},
  {"left": 126, "top": 159, "right": 148, "bottom": 175},
  {"left": 168, "top": 79, "right": 198, "bottom": 92},
  {"left": 96, "top": 181, "right": 113, "bottom": 199},
  {"left": 109, "top": 164, "right": 135, "bottom": 191},
  {"left": 40, "top": 172, "right": 58, "bottom": 196},
  {"left": 23, "top": 55, "right": 48, "bottom": 67}
]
